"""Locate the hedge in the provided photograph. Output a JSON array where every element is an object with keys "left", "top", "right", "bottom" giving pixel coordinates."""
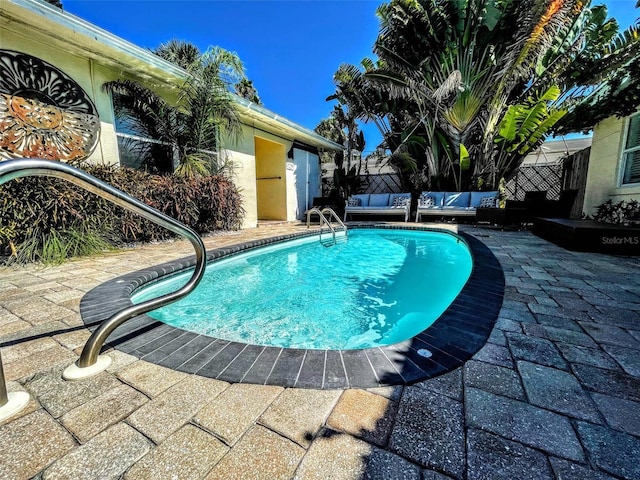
[{"left": 0, "top": 163, "right": 244, "bottom": 263}]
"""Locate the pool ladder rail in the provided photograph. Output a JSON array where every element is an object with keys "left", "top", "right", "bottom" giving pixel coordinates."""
[
  {"left": 306, "top": 207, "right": 348, "bottom": 247},
  {"left": 0, "top": 158, "right": 207, "bottom": 402}
]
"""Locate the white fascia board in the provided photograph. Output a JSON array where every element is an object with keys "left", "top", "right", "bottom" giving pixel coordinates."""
[
  {"left": 234, "top": 95, "right": 343, "bottom": 152},
  {"left": 3, "top": 0, "right": 342, "bottom": 151},
  {"left": 2, "top": 0, "right": 188, "bottom": 84}
]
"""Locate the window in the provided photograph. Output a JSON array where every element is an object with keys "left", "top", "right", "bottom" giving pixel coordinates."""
[
  {"left": 621, "top": 113, "right": 640, "bottom": 185},
  {"left": 116, "top": 133, "right": 174, "bottom": 172},
  {"left": 111, "top": 91, "right": 175, "bottom": 173}
]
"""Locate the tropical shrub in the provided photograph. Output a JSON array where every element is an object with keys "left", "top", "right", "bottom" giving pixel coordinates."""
[
  {"left": 0, "top": 163, "right": 244, "bottom": 264},
  {"left": 593, "top": 199, "right": 640, "bottom": 225},
  {"left": 329, "top": 0, "right": 640, "bottom": 192}
]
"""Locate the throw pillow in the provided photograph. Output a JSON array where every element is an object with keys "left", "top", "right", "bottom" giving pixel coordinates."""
[
  {"left": 419, "top": 195, "right": 436, "bottom": 207},
  {"left": 480, "top": 196, "right": 497, "bottom": 208},
  {"left": 347, "top": 197, "right": 361, "bottom": 207},
  {"left": 393, "top": 196, "right": 409, "bottom": 207}
]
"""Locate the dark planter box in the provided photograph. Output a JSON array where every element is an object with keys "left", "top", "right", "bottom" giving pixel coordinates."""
[{"left": 532, "top": 218, "right": 640, "bottom": 255}]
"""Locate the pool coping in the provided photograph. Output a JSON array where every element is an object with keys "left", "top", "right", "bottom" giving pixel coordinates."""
[{"left": 79, "top": 225, "right": 504, "bottom": 389}]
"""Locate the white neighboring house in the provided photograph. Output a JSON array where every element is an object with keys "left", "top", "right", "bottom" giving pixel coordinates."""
[
  {"left": 521, "top": 137, "right": 592, "bottom": 166},
  {"left": 0, "top": 0, "right": 342, "bottom": 228}
]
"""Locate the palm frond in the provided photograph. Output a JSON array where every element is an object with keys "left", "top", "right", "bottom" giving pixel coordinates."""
[
  {"left": 153, "top": 39, "right": 201, "bottom": 70},
  {"left": 433, "top": 70, "right": 463, "bottom": 104},
  {"left": 174, "top": 152, "right": 213, "bottom": 178},
  {"left": 443, "top": 90, "right": 483, "bottom": 132},
  {"left": 510, "top": 0, "right": 577, "bottom": 81}
]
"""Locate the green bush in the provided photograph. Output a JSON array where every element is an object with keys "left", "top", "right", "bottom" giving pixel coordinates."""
[
  {"left": 0, "top": 163, "right": 244, "bottom": 264},
  {"left": 13, "top": 225, "right": 114, "bottom": 265},
  {"left": 593, "top": 199, "right": 640, "bottom": 225}
]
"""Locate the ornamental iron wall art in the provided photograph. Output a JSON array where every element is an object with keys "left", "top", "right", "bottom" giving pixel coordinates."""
[{"left": 0, "top": 50, "right": 100, "bottom": 162}]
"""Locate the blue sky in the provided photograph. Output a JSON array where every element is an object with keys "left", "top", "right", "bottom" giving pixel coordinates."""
[{"left": 65, "top": 0, "right": 638, "bottom": 153}]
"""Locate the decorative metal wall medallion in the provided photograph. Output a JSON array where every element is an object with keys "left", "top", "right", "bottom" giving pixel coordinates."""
[{"left": 0, "top": 50, "right": 100, "bottom": 161}]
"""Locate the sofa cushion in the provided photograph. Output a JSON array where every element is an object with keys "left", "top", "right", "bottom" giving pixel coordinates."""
[
  {"left": 369, "top": 193, "right": 390, "bottom": 207},
  {"left": 470, "top": 191, "right": 498, "bottom": 208},
  {"left": 480, "top": 196, "right": 497, "bottom": 208},
  {"left": 346, "top": 197, "right": 361, "bottom": 207},
  {"left": 351, "top": 194, "right": 370, "bottom": 207},
  {"left": 392, "top": 196, "right": 410, "bottom": 207},
  {"left": 390, "top": 193, "right": 411, "bottom": 207},
  {"left": 419, "top": 196, "right": 436, "bottom": 207},
  {"left": 444, "top": 191, "right": 471, "bottom": 208},
  {"left": 419, "top": 191, "right": 444, "bottom": 208}
]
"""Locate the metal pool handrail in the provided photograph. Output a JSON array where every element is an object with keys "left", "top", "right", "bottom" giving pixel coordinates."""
[
  {"left": 306, "top": 207, "right": 348, "bottom": 246},
  {"left": 0, "top": 159, "right": 207, "bottom": 379}
]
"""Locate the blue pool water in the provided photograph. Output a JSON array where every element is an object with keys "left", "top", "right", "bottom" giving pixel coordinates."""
[{"left": 132, "top": 229, "right": 473, "bottom": 350}]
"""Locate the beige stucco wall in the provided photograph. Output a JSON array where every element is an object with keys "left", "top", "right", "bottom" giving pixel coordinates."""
[
  {"left": 221, "top": 125, "right": 258, "bottom": 229},
  {"left": 223, "top": 127, "right": 322, "bottom": 227},
  {"left": 583, "top": 112, "right": 640, "bottom": 215},
  {"left": 222, "top": 126, "right": 299, "bottom": 229}
]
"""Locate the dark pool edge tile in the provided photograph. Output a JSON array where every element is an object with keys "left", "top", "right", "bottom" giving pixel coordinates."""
[{"left": 78, "top": 225, "right": 504, "bottom": 389}]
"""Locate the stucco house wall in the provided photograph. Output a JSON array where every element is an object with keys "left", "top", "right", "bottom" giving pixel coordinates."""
[
  {"left": 1, "top": 0, "right": 341, "bottom": 229},
  {"left": 583, "top": 112, "right": 640, "bottom": 216}
]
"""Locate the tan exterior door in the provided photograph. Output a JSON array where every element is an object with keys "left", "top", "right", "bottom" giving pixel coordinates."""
[{"left": 255, "top": 136, "right": 287, "bottom": 220}]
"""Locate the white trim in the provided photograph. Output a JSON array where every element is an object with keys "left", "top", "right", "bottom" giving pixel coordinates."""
[
  {"left": 3, "top": 0, "right": 187, "bottom": 81},
  {"left": 234, "top": 95, "right": 343, "bottom": 151},
  {"left": 619, "top": 113, "right": 640, "bottom": 186},
  {"left": 116, "top": 132, "right": 170, "bottom": 146},
  {"left": 2, "top": 0, "right": 342, "bottom": 152}
]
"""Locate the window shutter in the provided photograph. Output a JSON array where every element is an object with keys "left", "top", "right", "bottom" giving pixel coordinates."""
[
  {"left": 623, "top": 150, "right": 640, "bottom": 185},
  {"left": 622, "top": 114, "right": 640, "bottom": 185}
]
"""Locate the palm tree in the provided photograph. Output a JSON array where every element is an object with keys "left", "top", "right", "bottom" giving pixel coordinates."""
[
  {"left": 552, "top": 6, "right": 640, "bottom": 134},
  {"left": 315, "top": 103, "right": 367, "bottom": 199},
  {"left": 235, "top": 78, "right": 262, "bottom": 105},
  {"left": 153, "top": 39, "right": 200, "bottom": 70},
  {"left": 104, "top": 41, "right": 245, "bottom": 177},
  {"left": 333, "top": 0, "right": 640, "bottom": 190}
]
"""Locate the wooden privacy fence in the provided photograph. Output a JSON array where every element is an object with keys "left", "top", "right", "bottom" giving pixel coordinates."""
[
  {"left": 359, "top": 173, "right": 403, "bottom": 194},
  {"left": 322, "top": 173, "right": 403, "bottom": 196},
  {"left": 562, "top": 147, "right": 590, "bottom": 218}
]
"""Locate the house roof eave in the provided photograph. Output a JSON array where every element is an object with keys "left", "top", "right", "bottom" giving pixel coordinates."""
[
  {"left": 2, "top": 0, "right": 343, "bottom": 152},
  {"left": 1, "top": 0, "right": 188, "bottom": 86}
]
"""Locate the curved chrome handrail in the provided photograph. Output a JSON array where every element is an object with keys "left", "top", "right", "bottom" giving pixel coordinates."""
[
  {"left": 306, "top": 207, "right": 347, "bottom": 246},
  {"left": 0, "top": 159, "right": 207, "bottom": 374}
]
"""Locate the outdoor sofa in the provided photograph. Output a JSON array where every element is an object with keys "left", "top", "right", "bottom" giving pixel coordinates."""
[
  {"left": 415, "top": 191, "right": 498, "bottom": 222},
  {"left": 344, "top": 192, "right": 412, "bottom": 222},
  {"left": 505, "top": 189, "right": 579, "bottom": 223}
]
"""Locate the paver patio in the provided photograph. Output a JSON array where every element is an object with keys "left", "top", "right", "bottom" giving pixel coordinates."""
[{"left": 1, "top": 223, "right": 639, "bottom": 479}]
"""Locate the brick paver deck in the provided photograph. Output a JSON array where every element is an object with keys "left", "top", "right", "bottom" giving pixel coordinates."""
[{"left": 1, "top": 224, "right": 639, "bottom": 479}]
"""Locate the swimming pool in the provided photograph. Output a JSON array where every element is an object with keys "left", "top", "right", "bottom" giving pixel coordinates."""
[
  {"left": 132, "top": 229, "right": 473, "bottom": 350},
  {"left": 80, "top": 226, "right": 504, "bottom": 388}
]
